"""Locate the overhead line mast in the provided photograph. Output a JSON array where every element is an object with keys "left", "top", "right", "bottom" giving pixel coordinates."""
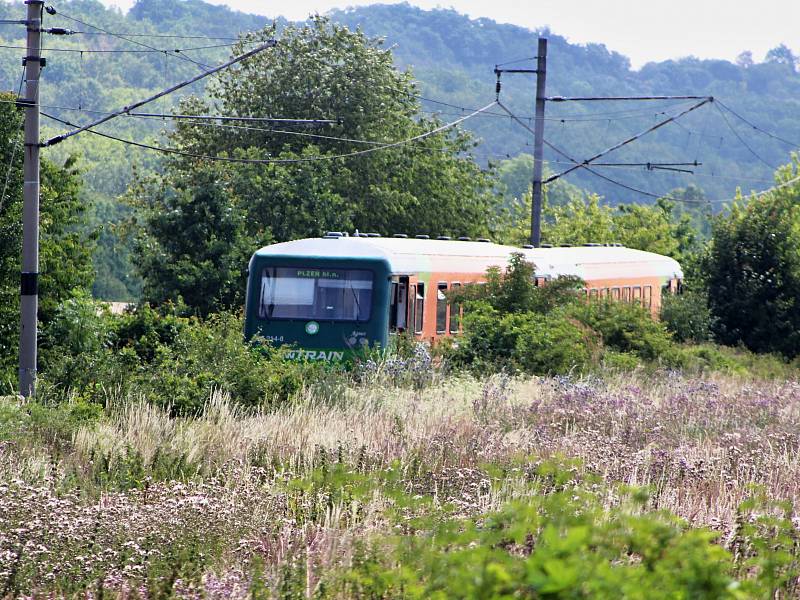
[
  {"left": 7, "top": 5, "right": 277, "bottom": 397},
  {"left": 495, "top": 37, "right": 714, "bottom": 247},
  {"left": 18, "top": 0, "right": 43, "bottom": 397}
]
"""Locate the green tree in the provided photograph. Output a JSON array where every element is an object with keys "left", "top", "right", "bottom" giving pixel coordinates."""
[
  {"left": 134, "top": 17, "right": 499, "bottom": 315},
  {"left": 539, "top": 195, "right": 699, "bottom": 261},
  {"left": 0, "top": 94, "right": 95, "bottom": 383},
  {"left": 706, "top": 159, "right": 800, "bottom": 356},
  {"left": 131, "top": 165, "right": 260, "bottom": 316}
]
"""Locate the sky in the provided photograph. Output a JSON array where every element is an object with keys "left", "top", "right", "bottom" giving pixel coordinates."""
[{"left": 102, "top": 0, "right": 800, "bottom": 69}]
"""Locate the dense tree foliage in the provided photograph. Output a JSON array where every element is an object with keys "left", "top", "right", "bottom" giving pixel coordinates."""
[
  {"left": 132, "top": 17, "right": 499, "bottom": 315},
  {"left": 503, "top": 192, "right": 700, "bottom": 261},
  {"left": 0, "top": 94, "right": 95, "bottom": 384},
  {"left": 2, "top": 0, "right": 799, "bottom": 298},
  {"left": 705, "top": 159, "right": 800, "bottom": 357}
]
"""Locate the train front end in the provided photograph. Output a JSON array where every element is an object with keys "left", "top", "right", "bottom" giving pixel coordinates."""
[{"left": 244, "top": 241, "right": 391, "bottom": 361}]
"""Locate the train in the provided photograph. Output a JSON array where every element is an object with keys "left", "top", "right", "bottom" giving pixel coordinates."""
[{"left": 243, "top": 233, "right": 683, "bottom": 361}]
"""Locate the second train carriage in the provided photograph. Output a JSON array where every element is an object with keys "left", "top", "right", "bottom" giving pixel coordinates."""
[{"left": 244, "top": 234, "right": 683, "bottom": 360}]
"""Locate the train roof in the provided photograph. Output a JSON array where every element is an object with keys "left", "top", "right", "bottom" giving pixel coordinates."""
[{"left": 252, "top": 237, "right": 683, "bottom": 281}]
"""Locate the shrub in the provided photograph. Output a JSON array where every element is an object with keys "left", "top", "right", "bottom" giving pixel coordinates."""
[
  {"left": 39, "top": 306, "right": 321, "bottom": 414},
  {"left": 660, "top": 290, "right": 713, "bottom": 343},
  {"left": 142, "top": 312, "right": 316, "bottom": 414},
  {"left": 567, "top": 298, "right": 675, "bottom": 362},
  {"left": 451, "top": 303, "right": 598, "bottom": 375},
  {"left": 673, "top": 343, "right": 796, "bottom": 379}
]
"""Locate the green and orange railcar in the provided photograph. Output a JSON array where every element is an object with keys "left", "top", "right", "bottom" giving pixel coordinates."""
[{"left": 244, "top": 233, "right": 683, "bottom": 360}]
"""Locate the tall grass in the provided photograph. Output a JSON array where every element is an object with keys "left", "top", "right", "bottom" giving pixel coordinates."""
[{"left": 3, "top": 370, "right": 800, "bottom": 596}]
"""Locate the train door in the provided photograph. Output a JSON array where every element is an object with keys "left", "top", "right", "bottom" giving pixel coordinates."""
[{"left": 389, "top": 276, "right": 410, "bottom": 333}]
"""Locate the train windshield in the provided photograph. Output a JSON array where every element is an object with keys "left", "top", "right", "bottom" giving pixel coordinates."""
[{"left": 258, "top": 267, "right": 373, "bottom": 322}]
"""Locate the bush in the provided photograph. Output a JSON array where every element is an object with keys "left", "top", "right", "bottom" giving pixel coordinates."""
[
  {"left": 450, "top": 303, "right": 598, "bottom": 375},
  {"left": 567, "top": 299, "right": 675, "bottom": 362},
  {"left": 39, "top": 305, "right": 321, "bottom": 414},
  {"left": 660, "top": 290, "right": 713, "bottom": 343},
  {"left": 141, "top": 312, "right": 316, "bottom": 414},
  {"left": 672, "top": 343, "right": 796, "bottom": 379}
]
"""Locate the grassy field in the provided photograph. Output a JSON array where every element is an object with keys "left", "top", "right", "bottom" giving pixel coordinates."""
[{"left": 2, "top": 369, "right": 800, "bottom": 597}]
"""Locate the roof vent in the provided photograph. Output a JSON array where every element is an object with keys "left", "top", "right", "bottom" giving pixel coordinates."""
[
  {"left": 356, "top": 232, "right": 369, "bottom": 238},
  {"left": 613, "top": 242, "right": 623, "bottom": 247},
  {"left": 584, "top": 243, "right": 602, "bottom": 247},
  {"left": 522, "top": 244, "right": 534, "bottom": 249},
  {"left": 393, "top": 233, "right": 408, "bottom": 238},
  {"left": 540, "top": 243, "right": 553, "bottom": 248},
  {"left": 324, "top": 231, "right": 343, "bottom": 238},
  {"left": 457, "top": 236, "right": 472, "bottom": 241},
  {"left": 437, "top": 235, "right": 451, "bottom": 240},
  {"left": 476, "top": 238, "right": 491, "bottom": 243},
  {"left": 415, "top": 234, "right": 430, "bottom": 239},
  {"left": 559, "top": 244, "right": 571, "bottom": 247},
  {"left": 366, "top": 232, "right": 381, "bottom": 237}
]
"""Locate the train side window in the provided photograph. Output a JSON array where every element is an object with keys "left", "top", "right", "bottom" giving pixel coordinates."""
[
  {"left": 449, "top": 283, "right": 462, "bottom": 334},
  {"left": 436, "top": 282, "right": 448, "bottom": 334},
  {"left": 611, "top": 287, "right": 620, "bottom": 300},
  {"left": 643, "top": 286, "right": 652, "bottom": 308},
  {"left": 599, "top": 288, "right": 607, "bottom": 299},
  {"left": 414, "top": 283, "right": 425, "bottom": 334},
  {"left": 633, "top": 286, "right": 641, "bottom": 304},
  {"left": 622, "top": 287, "right": 631, "bottom": 302},
  {"left": 589, "top": 289, "right": 598, "bottom": 300}
]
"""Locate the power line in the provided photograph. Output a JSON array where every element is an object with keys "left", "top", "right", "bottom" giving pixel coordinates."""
[
  {"left": 542, "top": 159, "right": 777, "bottom": 184},
  {"left": 41, "top": 101, "right": 498, "bottom": 164},
  {"left": 716, "top": 99, "right": 800, "bottom": 150},
  {"left": 495, "top": 55, "right": 537, "bottom": 67},
  {"left": 497, "top": 100, "right": 687, "bottom": 202},
  {"left": 43, "top": 39, "right": 277, "bottom": 147},
  {"left": 543, "top": 97, "right": 713, "bottom": 183},
  {"left": 51, "top": 9, "right": 213, "bottom": 71},
  {"left": 713, "top": 101, "right": 775, "bottom": 170},
  {"left": 61, "top": 31, "right": 242, "bottom": 41},
  {"left": 547, "top": 95, "right": 712, "bottom": 102},
  {"left": 140, "top": 115, "right": 387, "bottom": 146},
  {"left": 0, "top": 41, "right": 251, "bottom": 53},
  {"left": 546, "top": 130, "right": 799, "bottom": 206}
]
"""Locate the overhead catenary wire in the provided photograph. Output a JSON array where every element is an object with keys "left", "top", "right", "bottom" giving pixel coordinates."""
[
  {"left": 500, "top": 101, "right": 800, "bottom": 206},
  {"left": 43, "top": 39, "right": 278, "bottom": 147},
  {"left": 716, "top": 99, "right": 800, "bottom": 150},
  {"left": 41, "top": 101, "right": 498, "bottom": 164},
  {"left": 544, "top": 97, "right": 714, "bottom": 183},
  {"left": 495, "top": 55, "right": 537, "bottom": 67},
  {"left": 50, "top": 9, "right": 214, "bottom": 71},
  {"left": 0, "top": 41, "right": 255, "bottom": 53},
  {"left": 542, "top": 158, "right": 777, "bottom": 185},
  {"left": 713, "top": 101, "right": 775, "bottom": 170},
  {"left": 496, "top": 100, "right": 686, "bottom": 201},
  {"left": 57, "top": 30, "right": 243, "bottom": 41},
  {"left": 0, "top": 97, "right": 338, "bottom": 127},
  {"left": 144, "top": 115, "right": 388, "bottom": 146}
]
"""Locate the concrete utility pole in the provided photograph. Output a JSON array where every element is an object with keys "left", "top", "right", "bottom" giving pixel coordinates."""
[
  {"left": 530, "top": 37, "right": 547, "bottom": 248},
  {"left": 495, "top": 37, "right": 547, "bottom": 247},
  {"left": 19, "top": 0, "right": 43, "bottom": 397}
]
